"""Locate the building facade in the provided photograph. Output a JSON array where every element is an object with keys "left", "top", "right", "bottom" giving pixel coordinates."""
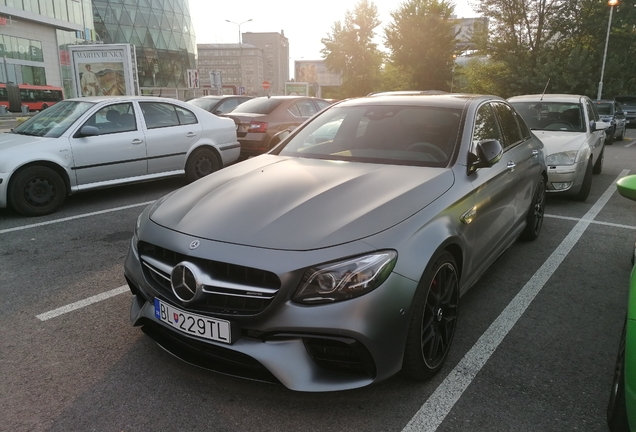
[
  {"left": 197, "top": 42, "right": 264, "bottom": 96},
  {"left": 91, "top": 0, "right": 197, "bottom": 89},
  {"left": 242, "top": 31, "right": 289, "bottom": 96},
  {"left": 0, "top": 0, "right": 92, "bottom": 97}
]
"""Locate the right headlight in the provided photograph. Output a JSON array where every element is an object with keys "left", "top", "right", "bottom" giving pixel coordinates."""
[
  {"left": 292, "top": 251, "right": 397, "bottom": 305},
  {"left": 546, "top": 150, "right": 578, "bottom": 166}
]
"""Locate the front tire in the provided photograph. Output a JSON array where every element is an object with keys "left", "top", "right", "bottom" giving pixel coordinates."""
[
  {"left": 573, "top": 158, "right": 593, "bottom": 201},
  {"left": 9, "top": 166, "right": 67, "bottom": 216},
  {"left": 606, "top": 128, "right": 615, "bottom": 145},
  {"left": 520, "top": 176, "right": 545, "bottom": 241},
  {"left": 402, "top": 251, "right": 459, "bottom": 380},
  {"left": 607, "top": 321, "right": 630, "bottom": 432},
  {"left": 185, "top": 147, "right": 220, "bottom": 183},
  {"left": 617, "top": 127, "right": 625, "bottom": 141}
]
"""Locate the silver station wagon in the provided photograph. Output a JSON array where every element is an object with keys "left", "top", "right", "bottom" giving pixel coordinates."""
[
  {"left": 0, "top": 96, "right": 240, "bottom": 216},
  {"left": 125, "top": 93, "right": 547, "bottom": 392}
]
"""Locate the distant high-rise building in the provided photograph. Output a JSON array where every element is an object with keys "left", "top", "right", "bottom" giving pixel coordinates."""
[
  {"left": 197, "top": 43, "right": 264, "bottom": 96},
  {"left": 242, "top": 31, "right": 289, "bottom": 96},
  {"left": 92, "top": 0, "right": 197, "bottom": 88}
]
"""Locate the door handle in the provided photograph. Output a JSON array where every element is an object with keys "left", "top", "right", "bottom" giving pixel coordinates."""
[
  {"left": 532, "top": 150, "right": 539, "bottom": 157},
  {"left": 507, "top": 161, "right": 516, "bottom": 171},
  {"left": 131, "top": 139, "right": 144, "bottom": 145},
  {"left": 186, "top": 132, "right": 197, "bottom": 137}
]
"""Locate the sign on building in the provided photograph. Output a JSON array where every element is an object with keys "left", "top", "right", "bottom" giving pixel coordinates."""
[
  {"left": 294, "top": 60, "right": 342, "bottom": 87},
  {"left": 69, "top": 44, "right": 139, "bottom": 97}
]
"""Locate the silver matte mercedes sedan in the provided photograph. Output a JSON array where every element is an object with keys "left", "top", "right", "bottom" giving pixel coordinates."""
[{"left": 124, "top": 93, "right": 547, "bottom": 392}]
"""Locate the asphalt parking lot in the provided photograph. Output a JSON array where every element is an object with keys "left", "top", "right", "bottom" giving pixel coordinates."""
[{"left": 1, "top": 130, "right": 636, "bottom": 431}]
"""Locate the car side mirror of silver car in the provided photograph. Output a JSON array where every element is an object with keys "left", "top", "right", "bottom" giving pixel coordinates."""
[
  {"left": 78, "top": 125, "right": 100, "bottom": 137},
  {"left": 270, "top": 129, "right": 291, "bottom": 149},
  {"left": 469, "top": 139, "right": 503, "bottom": 174}
]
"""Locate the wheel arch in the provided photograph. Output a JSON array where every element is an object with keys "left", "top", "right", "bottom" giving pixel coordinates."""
[
  {"left": 8, "top": 160, "right": 71, "bottom": 197},
  {"left": 185, "top": 144, "right": 222, "bottom": 166}
]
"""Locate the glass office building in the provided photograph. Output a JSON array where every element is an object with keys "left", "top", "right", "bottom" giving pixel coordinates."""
[{"left": 92, "top": 0, "right": 196, "bottom": 88}]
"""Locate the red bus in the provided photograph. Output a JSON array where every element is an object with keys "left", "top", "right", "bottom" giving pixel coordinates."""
[{"left": 0, "top": 83, "right": 64, "bottom": 112}]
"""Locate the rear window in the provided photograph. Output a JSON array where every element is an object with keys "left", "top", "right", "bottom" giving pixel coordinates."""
[
  {"left": 232, "top": 98, "right": 284, "bottom": 114},
  {"left": 595, "top": 103, "right": 613, "bottom": 115},
  {"left": 615, "top": 96, "right": 636, "bottom": 105}
]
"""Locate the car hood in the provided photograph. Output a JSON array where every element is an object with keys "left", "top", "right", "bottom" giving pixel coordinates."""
[
  {"left": 0, "top": 132, "right": 54, "bottom": 151},
  {"left": 532, "top": 131, "right": 587, "bottom": 154},
  {"left": 150, "top": 155, "right": 455, "bottom": 250}
]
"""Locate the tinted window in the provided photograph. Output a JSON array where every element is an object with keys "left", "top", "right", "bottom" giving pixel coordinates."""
[
  {"left": 472, "top": 103, "right": 503, "bottom": 149},
  {"left": 216, "top": 98, "right": 240, "bottom": 113},
  {"left": 493, "top": 102, "right": 523, "bottom": 147}
]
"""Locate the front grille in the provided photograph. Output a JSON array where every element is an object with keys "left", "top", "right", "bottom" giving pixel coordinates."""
[
  {"left": 303, "top": 337, "right": 377, "bottom": 378},
  {"left": 139, "top": 242, "right": 281, "bottom": 316}
]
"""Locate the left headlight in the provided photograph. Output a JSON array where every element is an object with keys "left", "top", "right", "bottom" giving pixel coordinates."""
[
  {"left": 293, "top": 251, "right": 397, "bottom": 305},
  {"left": 546, "top": 150, "right": 578, "bottom": 166}
]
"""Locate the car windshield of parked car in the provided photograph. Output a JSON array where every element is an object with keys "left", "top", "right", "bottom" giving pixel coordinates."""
[
  {"left": 231, "top": 97, "right": 284, "bottom": 114},
  {"left": 276, "top": 105, "right": 461, "bottom": 167},
  {"left": 187, "top": 97, "right": 221, "bottom": 111},
  {"left": 510, "top": 102, "right": 585, "bottom": 132},
  {"left": 12, "top": 100, "right": 95, "bottom": 138},
  {"left": 595, "top": 103, "right": 613, "bottom": 115}
]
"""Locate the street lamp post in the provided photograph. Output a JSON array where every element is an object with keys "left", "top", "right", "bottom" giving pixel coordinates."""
[
  {"left": 225, "top": 19, "right": 253, "bottom": 92},
  {"left": 597, "top": 0, "right": 619, "bottom": 100}
]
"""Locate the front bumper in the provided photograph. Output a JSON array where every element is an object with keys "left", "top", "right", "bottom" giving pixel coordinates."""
[
  {"left": 123, "top": 227, "right": 417, "bottom": 392},
  {"left": 545, "top": 160, "right": 587, "bottom": 195}
]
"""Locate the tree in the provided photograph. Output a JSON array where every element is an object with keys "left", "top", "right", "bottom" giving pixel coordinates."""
[
  {"left": 320, "top": 0, "right": 384, "bottom": 97},
  {"left": 384, "top": 0, "right": 458, "bottom": 91}
]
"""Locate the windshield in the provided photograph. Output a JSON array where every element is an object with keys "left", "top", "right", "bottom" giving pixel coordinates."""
[
  {"left": 12, "top": 100, "right": 95, "bottom": 138},
  {"left": 510, "top": 102, "right": 585, "bottom": 132},
  {"left": 232, "top": 97, "right": 284, "bottom": 114},
  {"left": 188, "top": 98, "right": 220, "bottom": 111},
  {"left": 275, "top": 105, "right": 461, "bottom": 167}
]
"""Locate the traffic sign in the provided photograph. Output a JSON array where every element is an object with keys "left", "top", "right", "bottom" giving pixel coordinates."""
[{"left": 262, "top": 80, "right": 271, "bottom": 90}]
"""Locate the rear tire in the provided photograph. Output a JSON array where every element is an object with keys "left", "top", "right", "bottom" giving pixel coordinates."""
[
  {"left": 573, "top": 159, "right": 593, "bottom": 201},
  {"left": 520, "top": 176, "right": 545, "bottom": 241},
  {"left": 616, "top": 127, "right": 625, "bottom": 141},
  {"left": 9, "top": 166, "right": 66, "bottom": 216},
  {"left": 185, "top": 147, "right": 220, "bottom": 183},
  {"left": 607, "top": 321, "right": 630, "bottom": 432},
  {"left": 402, "top": 251, "right": 459, "bottom": 380}
]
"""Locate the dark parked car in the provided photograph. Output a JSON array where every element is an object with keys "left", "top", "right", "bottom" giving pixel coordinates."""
[
  {"left": 125, "top": 93, "right": 547, "bottom": 392},
  {"left": 595, "top": 99, "right": 626, "bottom": 144},
  {"left": 186, "top": 95, "right": 252, "bottom": 116},
  {"left": 615, "top": 95, "right": 636, "bottom": 127},
  {"left": 221, "top": 96, "right": 332, "bottom": 158}
]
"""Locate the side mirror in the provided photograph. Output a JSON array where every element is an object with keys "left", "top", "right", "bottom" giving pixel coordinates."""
[
  {"left": 617, "top": 174, "right": 636, "bottom": 202},
  {"left": 79, "top": 125, "right": 99, "bottom": 137},
  {"left": 469, "top": 139, "right": 503, "bottom": 173},
  {"left": 595, "top": 121, "right": 609, "bottom": 131},
  {"left": 269, "top": 129, "right": 291, "bottom": 149}
]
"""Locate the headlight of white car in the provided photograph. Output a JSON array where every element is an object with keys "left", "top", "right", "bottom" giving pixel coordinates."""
[
  {"left": 546, "top": 150, "right": 578, "bottom": 166},
  {"left": 293, "top": 251, "right": 397, "bottom": 304}
]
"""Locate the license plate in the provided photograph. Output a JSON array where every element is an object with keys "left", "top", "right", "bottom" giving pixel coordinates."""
[{"left": 154, "top": 298, "right": 232, "bottom": 344}]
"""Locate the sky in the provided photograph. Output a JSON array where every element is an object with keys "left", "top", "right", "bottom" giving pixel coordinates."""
[{"left": 188, "top": 0, "right": 479, "bottom": 76}]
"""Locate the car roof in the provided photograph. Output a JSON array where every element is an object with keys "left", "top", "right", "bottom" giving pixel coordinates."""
[
  {"left": 66, "top": 95, "right": 192, "bottom": 104},
  {"left": 367, "top": 90, "right": 449, "bottom": 97},
  {"left": 508, "top": 94, "right": 585, "bottom": 103},
  {"left": 337, "top": 93, "right": 499, "bottom": 110}
]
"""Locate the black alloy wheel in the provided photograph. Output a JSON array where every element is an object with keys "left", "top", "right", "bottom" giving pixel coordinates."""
[
  {"left": 520, "top": 177, "right": 546, "bottom": 241},
  {"left": 607, "top": 320, "right": 630, "bottom": 432},
  {"left": 402, "top": 251, "right": 459, "bottom": 380}
]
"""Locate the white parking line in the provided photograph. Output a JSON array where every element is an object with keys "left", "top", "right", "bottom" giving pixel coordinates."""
[
  {"left": 36, "top": 285, "right": 129, "bottom": 321},
  {"left": 0, "top": 201, "right": 155, "bottom": 235},
  {"left": 625, "top": 141, "right": 635, "bottom": 148},
  {"left": 402, "top": 169, "right": 630, "bottom": 432},
  {"left": 545, "top": 214, "right": 636, "bottom": 230}
]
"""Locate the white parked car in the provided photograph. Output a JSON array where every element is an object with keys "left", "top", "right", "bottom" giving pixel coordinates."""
[
  {"left": 508, "top": 94, "right": 608, "bottom": 201},
  {"left": 0, "top": 96, "right": 240, "bottom": 216}
]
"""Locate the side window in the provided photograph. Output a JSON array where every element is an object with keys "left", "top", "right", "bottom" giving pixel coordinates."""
[
  {"left": 84, "top": 102, "right": 136, "bottom": 135},
  {"left": 315, "top": 100, "right": 331, "bottom": 110},
  {"left": 493, "top": 102, "right": 523, "bottom": 147},
  {"left": 472, "top": 103, "right": 504, "bottom": 150},
  {"left": 288, "top": 103, "right": 302, "bottom": 117},
  {"left": 174, "top": 105, "right": 197, "bottom": 125},
  {"left": 140, "top": 102, "right": 180, "bottom": 129},
  {"left": 297, "top": 100, "right": 318, "bottom": 117}
]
